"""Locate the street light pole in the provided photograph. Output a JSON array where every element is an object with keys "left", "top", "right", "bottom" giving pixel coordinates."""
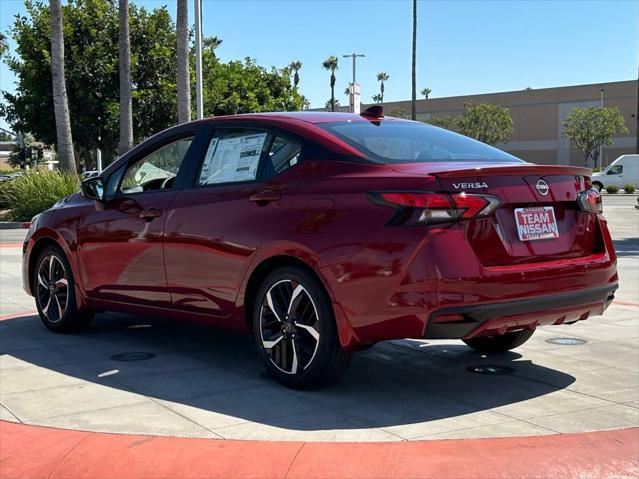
[
  {"left": 599, "top": 88, "right": 604, "bottom": 169},
  {"left": 342, "top": 53, "right": 365, "bottom": 113},
  {"left": 194, "top": 0, "right": 203, "bottom": 119}
]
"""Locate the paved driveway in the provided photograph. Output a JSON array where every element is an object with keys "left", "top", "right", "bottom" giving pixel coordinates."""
[{"left": 0, "top": 196, "right": 637, "bottom": 441}]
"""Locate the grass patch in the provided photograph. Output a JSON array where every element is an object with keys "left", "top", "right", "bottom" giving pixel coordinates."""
[
  {"left": 0, "top": 170, "right": 80, "bottom": 221},
  {"left": 624, "top": 184, "right": 636, "bottom": 194},
  {"left": 604, "top": 184, "right": 619, "bottom": 194}
]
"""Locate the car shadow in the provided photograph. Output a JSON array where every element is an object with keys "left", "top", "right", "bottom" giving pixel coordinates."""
[{"left": 1, "top": 312, "right": 576, "bottom": 431}]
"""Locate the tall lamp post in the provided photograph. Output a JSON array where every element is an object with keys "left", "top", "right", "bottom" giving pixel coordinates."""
[
  {"left": 599, "top": 88, "right": 604, "bottom": 169},
  {"left": 342, "top": 53, "right": 365, "bottom": 113},
  {"left": 194, "top": 0, "right": 203, "bottom": 119},
  {"left": 636, "top": 67, "right": 639, "bottom": 154}
]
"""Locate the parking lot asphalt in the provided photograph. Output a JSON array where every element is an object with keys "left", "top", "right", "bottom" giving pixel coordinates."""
[{"left": 0, "top": 196, "right": 637, "bottom": 444}]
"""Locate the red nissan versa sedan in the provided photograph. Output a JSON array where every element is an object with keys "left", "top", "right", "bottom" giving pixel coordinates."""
[{"left": 22, "top": 107, "right": 618, "bottom": 388}]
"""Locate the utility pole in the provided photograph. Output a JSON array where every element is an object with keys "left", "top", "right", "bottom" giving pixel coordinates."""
[
  {"left": 194, "top": 0, "right": 203, "bottom": 119},
  {"left": 342, "top": 53, "right": 365, "bottom": 113},
  {"left": 599, "top": 88, "right": 604, "bottom": 169}
]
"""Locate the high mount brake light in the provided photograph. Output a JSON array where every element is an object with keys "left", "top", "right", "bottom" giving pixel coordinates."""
[
  {"left": 577, "top": 188, "right": 603, "bottom": 214},
  {"left": 371, "top": 192, "right": 502, "bottom": 226}
]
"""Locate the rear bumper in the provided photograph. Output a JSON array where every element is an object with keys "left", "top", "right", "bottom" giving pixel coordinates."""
[{"left": 425, "top": 283, "right": 617, "bottom": 339}]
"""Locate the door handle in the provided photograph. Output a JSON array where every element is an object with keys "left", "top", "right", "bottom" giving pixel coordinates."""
[
  {"left": 139, "top": 207, "right": 162, "bottom": 221},
  {"left": 249, "top": 189, "right": 281, "bottom": 205}
]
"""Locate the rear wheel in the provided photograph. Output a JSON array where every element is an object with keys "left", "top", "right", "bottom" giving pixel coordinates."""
[
  {"left": 252, "top": 267, "right": 351, "bottom": 389},
  {"left": 463, "top": 329, "right": 534, "bottom": 354},
  {"left": 34, "top": 246, "right": 93, "bottom": 333}
]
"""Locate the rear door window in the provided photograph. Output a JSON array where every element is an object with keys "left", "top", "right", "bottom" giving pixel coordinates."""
[
  {"left": 260, "top": 136, "right": 302, "bottom": 180},
  {"left": 198, "top": 130, "right": 269, "bottom": 186}
]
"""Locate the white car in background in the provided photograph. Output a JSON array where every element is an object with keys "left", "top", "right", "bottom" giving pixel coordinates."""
[{"left": 592, "top": 154, "right": 639, "bottom": 191}]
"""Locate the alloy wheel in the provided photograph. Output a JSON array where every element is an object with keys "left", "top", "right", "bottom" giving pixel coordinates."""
[
  {"left": 36, "top": 255, "right": 68, "bottom": 323},
  {"left": 259, "top": 279, "right": 321, "bottom": 375}
]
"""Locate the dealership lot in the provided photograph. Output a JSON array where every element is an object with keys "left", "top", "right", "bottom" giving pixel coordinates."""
[{"left": 0, "top": 195, "right": 637, "bottom": 441}]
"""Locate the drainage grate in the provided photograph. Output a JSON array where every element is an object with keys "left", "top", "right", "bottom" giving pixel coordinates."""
[
  {"left": 545, "top": 337, "right": 588, "bottom": 345},
  {"left": 466, "top": 365, "right": 515, "bottom": 375},
  {"left": 110, "top": 352, "right": 156, "bottom": 362}
]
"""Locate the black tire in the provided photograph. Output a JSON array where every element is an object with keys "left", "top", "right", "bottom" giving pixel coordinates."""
[
  {"left": 33, "top": 246, "right": 93, "bottom": 333},
  {"left": 592, "top": 182, "right": 603, "bottom": 192},
  {"left": 463, "top": 329, "right": 534, "bottom": 354},
  {"left": 252, "top": 266, "right": 351, "bottom": 389}
]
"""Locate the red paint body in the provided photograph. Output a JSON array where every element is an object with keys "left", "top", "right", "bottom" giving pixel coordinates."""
[{"left": 22, "top": 113, "right": 618, "bottom": 350}]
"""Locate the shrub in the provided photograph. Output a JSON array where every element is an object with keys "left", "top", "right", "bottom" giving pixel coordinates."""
[
  {"left": 624, "top": 184, "right": 636, "bottom": 194},
  {"left": 0, "top": 182, "right": 11, "bottom": 210},
  {"left": 605, "top": 184, "right": 619, "bottom": 194},
  {"left": 1, "top": 170, "right": 80, "bottom": 221}
]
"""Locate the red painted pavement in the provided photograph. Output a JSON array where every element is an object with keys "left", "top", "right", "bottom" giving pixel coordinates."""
[
  {"left": 0, "top": 421, "right": 637, "bottom": 479},
  {"left": 0, "top": 310, "right": 37, "bottom": 321}
]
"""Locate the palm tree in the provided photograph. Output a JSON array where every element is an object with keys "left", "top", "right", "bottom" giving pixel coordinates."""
[
  {"left": 118, "top": 0, "right": 133, "bottom": 155},
  {"left": 411, "top": 0, "right": 417, "bottom": 120},
  {"left": 289, "top": 60, "right": 302, "bottom": 88},
  {"left": 176, "top": 0, "right": 190, "bottom": 123},
  {"left": 372, "top": 94, "right": 383, "bottom": 104},
  {"left": 325, "top": 98, "right": 340, "bottom": 110},
  {"left": 421, "top": 87, "right": 431, "bottom": 99},
  {"left": 49, "top": 0, "right": 76, "bottom": 172},
  {"left": 322, "top": 56, "right": 338, "bottom": 112},
  {"left": 203, "top": 36, "right": 223, "bottom": 54},
  {"left": 376, "top": 72, "right": 389, "bottom": 103}
]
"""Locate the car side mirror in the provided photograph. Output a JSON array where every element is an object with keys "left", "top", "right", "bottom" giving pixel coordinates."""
[{"left": 81, "top": 177, "right": 105, "bottom": 201}]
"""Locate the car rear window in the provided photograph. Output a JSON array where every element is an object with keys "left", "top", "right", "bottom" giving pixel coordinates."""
[{"left": 318, "top": 120, "right": 523, "bottom": 164}]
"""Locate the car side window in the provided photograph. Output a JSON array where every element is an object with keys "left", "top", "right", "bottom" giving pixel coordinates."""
[
  {"left": 198, "top": 130, "right": 269, "bottom": 186},
  {"left": 118, "top": 137, "right": 193, "bottom": 194},
  {"left": 261, "top": 136, "right": 302, "bottom": 180},
  {"left": 607, "top": 165, "right": 623, "bottom": 175}
]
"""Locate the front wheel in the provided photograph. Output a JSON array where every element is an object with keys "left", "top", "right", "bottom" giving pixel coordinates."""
[
  {"left": 592, "top": 182, "right": 603, "bottom": 192},
  {"left": 252, "top": 267, "right": 351, "bottom": 389},
  {"left": 463, "top": 329, "right": 534, "bottom": 354},
  {"left": 34, "top": 246, "right": 93, "bottom": 333}
]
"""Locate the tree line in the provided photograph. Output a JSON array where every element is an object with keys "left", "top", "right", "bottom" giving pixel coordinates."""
[{"left": 1, "top": 0, "right": 305, "bottom": 171}]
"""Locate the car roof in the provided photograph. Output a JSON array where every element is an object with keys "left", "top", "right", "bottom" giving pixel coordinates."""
[{"left": 193, "top": 111, "right": 407, "bottom": 125}]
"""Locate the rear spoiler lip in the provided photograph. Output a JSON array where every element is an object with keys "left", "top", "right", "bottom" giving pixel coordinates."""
[{"left": 432, "top": 164, "right": 592, "bottom": 178}]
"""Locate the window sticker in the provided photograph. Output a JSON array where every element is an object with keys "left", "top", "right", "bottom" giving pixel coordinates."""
[{"left": 199, "top": 133, "right": 267, "bottom": 185}]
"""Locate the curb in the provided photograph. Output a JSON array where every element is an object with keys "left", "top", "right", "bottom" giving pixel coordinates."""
[
  {"left": 1, "top": 421, "right": 637, "bottom": 479},
  {"left": 0, "top": 222, "right": 30, "bottom": 230},
  {"left": 601, "top": 192, "right": 639, "bottom": 196}
]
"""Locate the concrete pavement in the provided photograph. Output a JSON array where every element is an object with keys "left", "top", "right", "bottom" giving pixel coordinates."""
[{"left": 0, "top": 196, "right": 637, "bottom": 443}]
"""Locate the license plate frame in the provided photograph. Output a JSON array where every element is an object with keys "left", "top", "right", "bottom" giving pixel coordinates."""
[{"left": 514, "top": 206, "right": 559, "bottom": 242}]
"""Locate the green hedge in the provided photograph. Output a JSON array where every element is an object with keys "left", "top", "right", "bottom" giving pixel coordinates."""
[
  {"left": 605, "top": 184, "right": 619, "bottom": 194},
  {"left": 0, "top": 170, "right": 80, "bottom": 221},
  {"left": 624, "top": 184, "right": 636, "bottom": 194}
]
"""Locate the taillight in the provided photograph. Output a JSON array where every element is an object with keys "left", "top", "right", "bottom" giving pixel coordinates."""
[
  {"left": 577, "top": 188, "right": 603, "bottom": 214},
  {"left": 370, "top": 192, "right": 502, "bottom": 225}
]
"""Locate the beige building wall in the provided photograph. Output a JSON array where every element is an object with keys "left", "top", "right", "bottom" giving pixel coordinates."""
[{"left": 354, "top": 80, "right": 638, "bottom": 167}]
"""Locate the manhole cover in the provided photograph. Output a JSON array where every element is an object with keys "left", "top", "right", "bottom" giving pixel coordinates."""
[
  {"left": 110, "top": 352, "right": 156, "bottom": 362},
  {"left": 545, "top": 337, "right": 588, "bottom": 345},
  {"left": 466, "top": 365, "right": 515, "bottom": 375}
]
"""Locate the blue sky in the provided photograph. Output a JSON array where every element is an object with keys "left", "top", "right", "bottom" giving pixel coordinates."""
[{"left": 1, "top": 0, "right": 638, "bottom": 132}]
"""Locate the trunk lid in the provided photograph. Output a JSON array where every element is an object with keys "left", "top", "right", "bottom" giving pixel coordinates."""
[{"left": 390, "top": 162, "right": 602, "bottom": 266}]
